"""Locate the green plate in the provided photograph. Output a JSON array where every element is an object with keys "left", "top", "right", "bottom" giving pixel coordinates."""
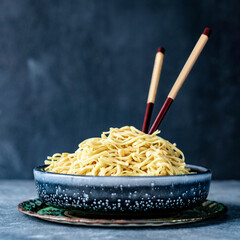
[{"left": 18, "top": 199, "right": 227, "bottom": 227}]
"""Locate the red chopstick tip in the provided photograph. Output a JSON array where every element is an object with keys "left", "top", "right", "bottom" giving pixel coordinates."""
[
  {"left": 203, "top": 28, "right": 212, "bottom": 37},
  {"left": 148, "top": 97, "right": 173, "bottom": 134},
  {"left": 157, "top": 47, "right": 165, "bottom": 54}
]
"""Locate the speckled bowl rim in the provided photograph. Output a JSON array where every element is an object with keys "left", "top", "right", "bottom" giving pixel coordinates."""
[{"left": 34, "top": 164, "right": 211, "bottom": 183}]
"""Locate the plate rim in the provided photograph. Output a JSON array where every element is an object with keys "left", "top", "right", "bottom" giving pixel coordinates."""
[{"left": 17, "top": 199, "right": 228, "bottom": 227}]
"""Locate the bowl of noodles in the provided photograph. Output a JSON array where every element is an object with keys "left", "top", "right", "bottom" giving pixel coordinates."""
[{"left": 34, "top": 126, "right": 211, "bottom": 214}]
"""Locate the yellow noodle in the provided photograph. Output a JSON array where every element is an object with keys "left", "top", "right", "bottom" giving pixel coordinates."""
[{"left": 45, "top": 126, "right": 191, "bottom": 176}]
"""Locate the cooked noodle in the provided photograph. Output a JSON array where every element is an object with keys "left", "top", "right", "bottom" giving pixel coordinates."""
[{"left": 45, "top": 126, "right": 191, "bottom": 176}]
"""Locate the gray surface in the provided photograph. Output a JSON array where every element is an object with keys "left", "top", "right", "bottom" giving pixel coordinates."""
[
  {"left": 0, "top": 180, "right": 239, "bottom": 240},
  {"left": 0, "top": 0, "right": 239, "bottom": 180}
]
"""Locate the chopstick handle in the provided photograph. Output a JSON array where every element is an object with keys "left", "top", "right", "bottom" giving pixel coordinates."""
[
  {"left": 168, "top": 30, "right": 211, "bottom": 99},
  {"left": 147, "top": 48, "right": 165, "bottom": 103}
]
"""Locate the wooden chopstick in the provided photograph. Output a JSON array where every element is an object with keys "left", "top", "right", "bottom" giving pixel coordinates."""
[
  {"left": 148, "top": 28, "right": 212, "bottom": 134},
  {"left": 142, "top": 47, "right": 165, "bottom": 133}
]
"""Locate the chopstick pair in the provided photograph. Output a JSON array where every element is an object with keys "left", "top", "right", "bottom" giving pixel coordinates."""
[{"left": 142, "top": 27, "right": 212, "bottom": 134}]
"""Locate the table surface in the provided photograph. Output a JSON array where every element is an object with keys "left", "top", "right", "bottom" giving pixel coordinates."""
[{"left": 0, "top": 180, "right": 239, "bottom": 240}]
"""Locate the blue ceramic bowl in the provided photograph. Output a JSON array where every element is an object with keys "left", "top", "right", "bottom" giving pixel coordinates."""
[{"left": 33, "top": 164, "right": 211, "bottom": 214}]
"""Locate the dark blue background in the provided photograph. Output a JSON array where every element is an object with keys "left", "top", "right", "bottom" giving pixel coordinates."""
[{"left": 0, "top": 0, "right": 239, "bottom": 179}]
